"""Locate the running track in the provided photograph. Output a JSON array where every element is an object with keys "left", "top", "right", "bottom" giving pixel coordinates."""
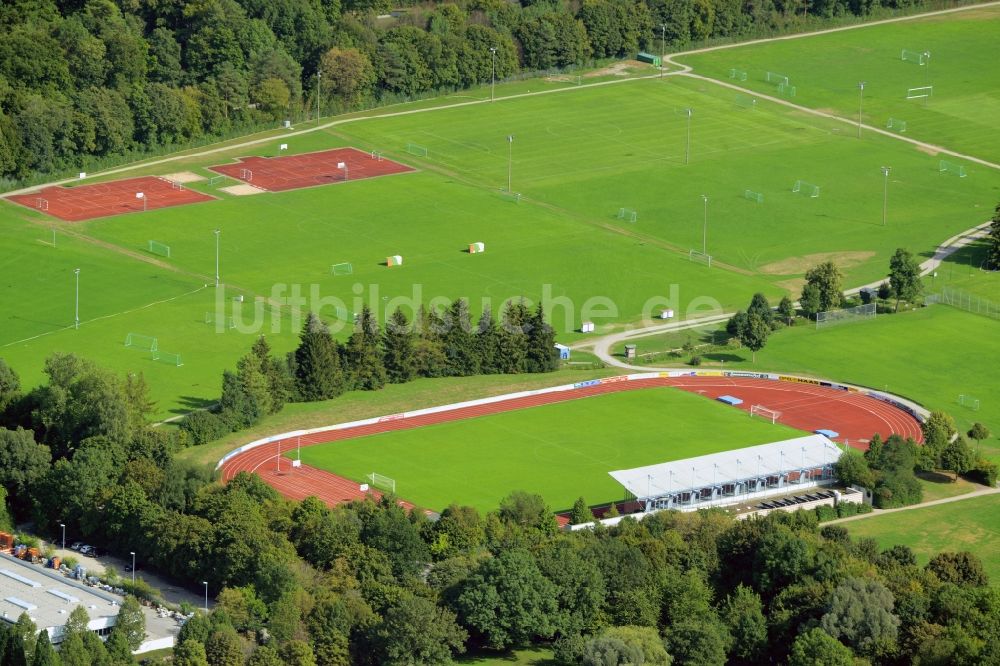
[{"left": 220, "top": 376, "right": 923, "bottom": 509}]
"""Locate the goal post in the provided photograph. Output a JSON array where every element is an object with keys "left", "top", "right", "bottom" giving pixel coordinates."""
[
  {"left": 124, "top": 333, "right": 158, "bottom": 351},
  {"left": 728, "top": 68, "right": 747, "bottom": 81},
  {"left": 240, "top": 168, "right": 253, "bottom": 181},
  {"left": 886, "top": 117, "right": 907, "bottom": 133},
  {"left": 765, "top": 71, "right": 789, "bottom": 86},
  {"left": 148, "top": 240, "right": 171, "bottom": 258},
  {"left": 743, "top": 189, "right": 764, "bottom": 203},
  {"left": 777, "top": 82, "right": 796, "bottom": 97},
  {"left": 617, "top": 207, "right": 638, "bottom": 223},
  {"left": 151, "top": 350, "right": 183, "bottom": 366},
  {"left": 792, "top": 180, "right": 820, "bottom": 198},
  {"left": 688, "top": 249, "right": 713, "bottom": 267},
  {"left": 204, "top": 312, "right": 236, "bottom": 329},
  {"left": 750, "top": 404, "right": 782, "bottom": 424},
  {"left": 331, "top": 262, "right": 354, "bottom": 276},
  {"left": 35, "top": 198, "right": 48, "bottom": 211},
  {"left": 957, "top": 394, "right": 981, "bottom": 411},
  {"left": 815, "top": 302, "right": 876, "bottom": 329},
  {"left": 906, "top": 86, "right": 933, "bottom": 100},
  {"left": 734, "top": 94, "right": 757, "bottom": 109},
  {"left": 405, "top": 143, "right": 428, "bottom": 157},
  {"left": 939, "top": 160, "right": 967, "bottom": 177},
  {"left": 901, "top": 49, "right": 928, "bottom": 65},
  {"left": 367, "top": 472, "right": 396, "bottom": 494}
]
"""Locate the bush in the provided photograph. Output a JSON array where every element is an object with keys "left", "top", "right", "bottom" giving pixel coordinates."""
[
  {"left": 967, "top": 458, "right": 998, "bottom": 487},
  {"left": 814, "top": 505, "right": 837, "bottom": 522},
  {"left": 836, "top": 502, "right": 861, "bottom": 518},
  {"left": 688, "top": 355, "right": 702, "bottom": 366},
  {"left": 180, "top": 410, "right": 232, "bottom": 445}
]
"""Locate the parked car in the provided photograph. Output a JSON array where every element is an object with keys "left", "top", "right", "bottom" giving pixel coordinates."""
[
  {"left": 70, "top": 542, "right": 83, "bottom": 551},
  {"left": 79, "top": 545, "right": 94, "bottom": 555}
]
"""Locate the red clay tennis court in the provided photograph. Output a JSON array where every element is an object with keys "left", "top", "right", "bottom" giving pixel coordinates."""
[
  {"left": 207, "top": 147, "right": 415, "bottom": 192},
  {"left": 8, "top": 176, "right": 215, "bottom": 223}
]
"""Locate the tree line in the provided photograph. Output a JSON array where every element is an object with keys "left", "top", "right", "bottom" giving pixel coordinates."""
[
  {"left": 0, "top": 0, "right": 930, "bottom": 186},
  {"left": 0, "top": 353, "right": 997, "bottom": 664},
  {"left": 182, "top": 300, "right": 559, "bottom": 444}
]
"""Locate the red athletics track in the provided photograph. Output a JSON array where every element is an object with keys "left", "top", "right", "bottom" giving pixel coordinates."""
[
  {"left": 7, "top": 176, "right": 215, "bottom": 222},
  {"left": 207, "top": 147, "right": 415, "bottom": 192},
  {"left": 220, "top": 376, "right": 923, "bottom": 509}
]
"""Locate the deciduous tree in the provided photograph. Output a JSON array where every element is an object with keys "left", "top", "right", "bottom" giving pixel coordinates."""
[{"left": 888, "top": 247, "right": 923, "bottom": 312}]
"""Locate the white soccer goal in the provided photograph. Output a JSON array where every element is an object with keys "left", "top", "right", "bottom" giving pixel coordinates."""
[
  {"left": 35, "top": 198, "right": 48, "bottom": 211},
  {"left": 792, "top": 180, "right": 820, "bottom": 198},
  {"left": 744, "top": 189, "right": 764, "bottom": 203},
  {"left": 367, "top": 472, "right": 396, "bottom": 494},
  {"left": 170, "top": 181, "right": 183, "bottom": 190},
  {"left": 331, "top": 262, "right": 354, "bottom": 276},
  {"left": 207, "top": 175, "right": 225, "bottom": 186},
  {"left": 148, "top": 240, "right": 171, "bottom": 258},
  {"left": 777, "top": 82, "right": 796, "bottom": 97},
  {"left": 735, "top": 94, "right": 757, "bottom": 109},
  {"left": 240, "top": 168, "right": 253, "bottom": 181},
  {"left": 815, "top": 302, "right": 876, "bottom": 329},
  {"left": 500, "top": 190, "right": 521, "bottom": 203},
  {"left": 900, "top": 49, "right": 928, "bottom": 65},
  {"left": 939, "top": 160, "right": 967, "bottom": 178},
  {"left": 958, "top": 394, "right": 981, "bottom": 411},
  {"left": 906, "top": 86, "right": 933, "bottom": 100},
  {"left": 370, "top": 150, "right": 383, "bottom": 161},
  {"left": 204, "top": 312, "right": 236, "bottom": 329},
  {"left": 750, "top": 404, "right": 782, "bottom": 424},
  {"left": 406, "top": 143, "right": 428, "bottom": 157},
  {"left": 688, "top": 249, "right": 713, "bottom": 267},
  {"left": 765, "top": 71, "right": 789, "bottom": 86},
  {"left": 152, "top": 350, "right": 183, "bottom": 366},
  {"left": 728, "top": 68, "right": 747, "bottom": 81},
  {"left": 886, "top": 117, "right": 907, "bottom": 133},
  {"left": 617, "top": 207, "right": 638, "bottom": 223},
  {"left": 124, "top": 333, "right": 158, "bottom": 351}
]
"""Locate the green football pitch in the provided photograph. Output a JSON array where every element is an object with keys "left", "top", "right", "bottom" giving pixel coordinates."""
[
  {"left": 677, "top": 4, "right": 1000, "bottom": 163},
  {"left": 845, "top": 493, "right": 1000, "bottom": 584},
  {"left": 292, "top": 386, "right": 802, "bottom": 512}
]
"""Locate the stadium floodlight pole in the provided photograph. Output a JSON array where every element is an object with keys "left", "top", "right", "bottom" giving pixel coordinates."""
[
  {"left": 880, "top": 166, "right": 891, "bottom": 226},
  {"left": 59, "top": 523, "right": 65, "bottom": 551},
  {"left": 506, "top": 135, "right": 514, "bottom": 193},
  {"left": 202, "top": 581, "right": 208, "bottom": 612},
  {"left": 130, "top": 552, "right": 136, "bottom": 585},
  {"left": 214, "top": 229, "right": 221, "bottom": 286},
  {"left": 701, "top": 194, "right": 708, "bottom": 255},
  {"left": 489, "top": 47, "right": 497, "bottom": 101},
  {"left": 684, "top": 108, "right": 692, "bottom": 165},
  {"left": 316, "top": 71, "right": 321, "bottom": 125},
  {"left": 857, "top": 81, "right": 865, "bottom": 138},
  {"left": 660, "top": 25, "right": 666, "bottom": 79},
  {"left": 277, "top": 438, "right": 281, "bottom": 473},
  {"left": 74, "top": 268, "right": 80, "bottom": 329}
]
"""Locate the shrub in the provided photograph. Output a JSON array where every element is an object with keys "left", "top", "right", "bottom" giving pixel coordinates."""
[
  {"left": 688, "top": 355, "right": 702, "bottom": 366},
  {"left": 836, "top": 502, "right": 861, "bottom": 518},
  {"left": 180, "top": 410, "right": 232, "bottom": 445},
  {"left": 967, "top": 458, "right": 998, "bottom": 487},
  {"left": 814, "top": 505, "right": 837, "bottom": 522}
]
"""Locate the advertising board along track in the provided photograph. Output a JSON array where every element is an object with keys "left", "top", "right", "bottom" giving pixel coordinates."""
[{"left": 218, "top": 371, "right": 926, "bottom": 509}]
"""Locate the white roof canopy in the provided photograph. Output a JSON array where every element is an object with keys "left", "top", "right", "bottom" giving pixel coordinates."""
[{"left": 609, "top": 434, "right": 841, "bottom": 499}]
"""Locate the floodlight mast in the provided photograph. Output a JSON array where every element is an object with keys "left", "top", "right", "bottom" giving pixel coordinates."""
[
  {"left": 857, "top": 81, "right": 865, "bottom": 138},
  {"left": 701, "top": 194, "right": 709, "bottom": 255},
  {"left": 74, "top": 268, "right": 81, "bottom": 329},
  {"left": 214, "top": 229, "right": 221, "bottom": 287},
  {"left": 881, "top": 166, "right": 891, "bottom": 226},
  {"left": 660, "top": 25, "right": 666, "bottom": 79},
  {"left": 316, "top": 71, "right": 321, "bottom": 125},
  {"left": 684, "top": 108, "right": 692, "bottom": 165},
  {"left": 489, "top": 47, "right": 497, "bottom": 101},
  {"left": 506, "top": 135, "right": 514, "bottom": 193}
]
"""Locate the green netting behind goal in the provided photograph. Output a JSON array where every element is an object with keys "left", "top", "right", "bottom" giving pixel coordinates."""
[
  {"left": 331, "top": 262, "right": 354, "bottom": 276},
  {"left": 367, "top": 472, "right": 395, "bottom": 493},
  {"left": 815, "top": 303, "right": 876, "bottom": 329},
  {"left": 204, "top": 312, "right": 235, "bottom": 329},
  {"left": 152, "top": 350, "right": 183, "bottom": 366},
  {"left": 617, "top": 207, "right": 638, "bottom": 223},
  {"left": 688, "top": 249, "right": 713, "bottom": 267},
  {"left": 124, "top": 333, "right": 158, "bottom": 351},
  {"left": 728, "top": 68, "right": 747, "bottom": 81},
  {"left": 886, "top": 117, "right": 907, "bottom": 133},
  {"left": 148, "top": 240, "right": 171, "bottom": 258},
  {"left": 901, "top": 49, "right": 927, "bottom": 65},
  {"left": 406, "top": 143, "right": 428, "bottom": 157},
  {"left": 765, "top": 71, "right": 789, "bottom": 86},
  {"left": 778, "top": 82, "right": 796, "bottom": 97},
  {"left": 792, "top": 180, "right": 820, "bottom": 198},
  {"left": 939, "top": 161, "right": 967, "bottom": 177},
  {"left": 735, "top": 94, "right": 757, "bottom": 109},
  {"left": 744, "top": 189, "right": 764, "bottom": 203}
]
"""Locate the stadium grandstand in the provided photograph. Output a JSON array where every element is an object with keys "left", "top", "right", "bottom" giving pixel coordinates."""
[{"left": 609, "top": 434, "right": 843, "bottom": 513}]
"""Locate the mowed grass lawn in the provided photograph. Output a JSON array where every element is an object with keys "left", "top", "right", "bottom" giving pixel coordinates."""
[
  {"left": 678, "top": 5, "right": 1000, "bottom": 163},
  {"left": 293, "top": 386, "right": 803, "bottom": 512},
  {"left": 846, "top": 494, "right": 1000, "bottom": 583}
]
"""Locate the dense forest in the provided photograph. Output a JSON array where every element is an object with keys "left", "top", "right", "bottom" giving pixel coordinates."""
[
  {"left": 0, "top": 0, "right": 932, "bottom": 186},
  {"left": 0, "top": 342, "right": 998, "bottom": 664}
]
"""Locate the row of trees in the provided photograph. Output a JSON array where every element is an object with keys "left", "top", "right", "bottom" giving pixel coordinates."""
[
  {"left": 0, "top": 353, "right": 997, "bottom": 664},
  {"left": 183, "top": 300, "right": 559, "bottom": 444},
  {"left": 0, "top": 0, "right": 932, "bottom": 184}
]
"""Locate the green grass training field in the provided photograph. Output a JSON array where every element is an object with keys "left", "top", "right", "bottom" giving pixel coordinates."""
[
  {"left": 292, "top": 386, "right": 802, "bottom": 511},
  {"left": 845, "top": 494, "right": 1000, "bottom": 583},
  {"left": 678, "top": 4, "right": 1000, "bottom": 163}
]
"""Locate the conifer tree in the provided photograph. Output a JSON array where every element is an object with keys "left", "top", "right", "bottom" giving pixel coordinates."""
[
  {"left": 31, "top": 630, "right": 57, "bottom": 666},
  {"left": 250, "top": 336, "right": 288, "bottom": 413},
  {"left": 526, "top": 304, "right": 558, "bottom": 373},
  {"left": 383, "top": 307, "right": 416, "bottom": 384},
  {"left": 293, "top": 312, "right": 346, "bottom": 401},
  {"left": 346, "top": 305, "right": 386, "bottom": 390},
  {"left": 443, "top": 299, "right": 480, "bottom": 376},
  {"left": 497, "top": 299, "right": 529, "bottom": 373},
  {"left": 236, "top": 355, "right": 272, "bottom": 420},
  {"left": 476, "top": 306, "right": 501, "bottom": 374},
  {"left": 414, "top": 305, "right": 448, "bottom": 378}
]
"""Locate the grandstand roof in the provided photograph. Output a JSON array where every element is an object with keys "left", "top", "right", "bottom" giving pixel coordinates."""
[{"left": 609, "top": 434, "right": 841, "bottom": 499}]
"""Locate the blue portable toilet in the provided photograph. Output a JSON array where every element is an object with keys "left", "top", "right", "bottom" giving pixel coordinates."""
[{"left": 554, "top": 343, "right": 570, "bottom": 360}]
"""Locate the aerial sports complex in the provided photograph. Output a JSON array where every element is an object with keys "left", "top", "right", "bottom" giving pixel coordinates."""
[{"left": 218, "top": 371, "right": 924, "bottom": 522}]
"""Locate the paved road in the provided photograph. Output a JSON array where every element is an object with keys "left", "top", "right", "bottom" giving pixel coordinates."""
[{"left": 825, "top": 485, "right": 1000, "bottom": 525}]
